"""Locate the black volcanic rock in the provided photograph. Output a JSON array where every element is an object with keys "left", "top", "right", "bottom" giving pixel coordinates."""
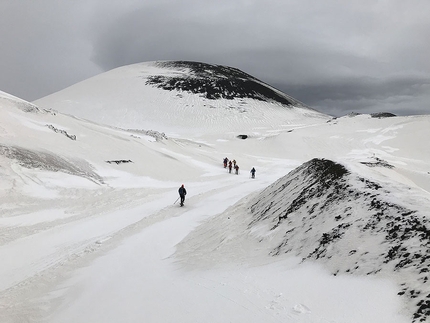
[
  {"left": 371, "top": 112, "right": 397, "bottom": 118},
  {"left": 360, "top": 156, "right": 395, "bottom": 169},
  {"left": 145, "top": 61, "right": 307, "bottom": 107}
]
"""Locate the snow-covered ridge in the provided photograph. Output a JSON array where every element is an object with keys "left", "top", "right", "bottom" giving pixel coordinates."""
[
  {"left": 0, "top": 144, "right": 104, "bottom": 185},
  {"left": 0, "top": 90, "right": 42, "bottom": 113},
  {"left": 249, "top": 159, "right": 430, "bottom": 322}
]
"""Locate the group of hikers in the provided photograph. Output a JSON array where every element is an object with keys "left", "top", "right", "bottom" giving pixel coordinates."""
[
  {"left": 223, "top": 157, "right": 240, "bottom": 174},
  {"left": 223, "top": 157, "right": 256, "bottom": 178},
  {"left": 177, "top": 160, "right": 256, "bottom": 207}
]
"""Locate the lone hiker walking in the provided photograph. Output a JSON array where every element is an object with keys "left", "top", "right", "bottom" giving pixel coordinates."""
[
  {"left": 178, "top": 184, "right": 187, "bottom": 207},
  {"left": 250, "top": 167, "right": 256, "bottom": 179}
]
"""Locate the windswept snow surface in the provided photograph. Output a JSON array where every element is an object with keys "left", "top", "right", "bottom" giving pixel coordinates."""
[{"left": 2, "top": 67, "right": 429, "bottom": 323}]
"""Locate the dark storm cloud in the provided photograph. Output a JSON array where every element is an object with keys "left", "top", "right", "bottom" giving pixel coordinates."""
[
  {"left": 274, "top": 76, "right": 430, "bottom": 116},
  {"left": 0, "top": 1, "right": 102, "bottom": 100},
  {"left": 87, "top": 0, "right": 430, "bottom": 116},
  {"left": 0, "top": 0, "right": 429, "bottom": 116},
  {"left": 88, "top": 2, "right": 260, "bottom": 69}
]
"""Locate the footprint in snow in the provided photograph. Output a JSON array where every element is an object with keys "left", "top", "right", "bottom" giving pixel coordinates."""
[{"left": 293, "top": 303, "right": 311, "bottom": 314}]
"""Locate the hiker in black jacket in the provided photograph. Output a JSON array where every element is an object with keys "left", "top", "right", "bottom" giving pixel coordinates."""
[{"left": 178, "top": 184, "right": 187, "bottom": 206}]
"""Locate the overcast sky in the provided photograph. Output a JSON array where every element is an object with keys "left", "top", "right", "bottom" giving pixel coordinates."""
[{"left": 1, "top": 0, "right": 429, "bottom": 116}]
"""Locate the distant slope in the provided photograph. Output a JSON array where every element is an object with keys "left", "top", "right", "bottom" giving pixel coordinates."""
[
  {"left": 0, "top": 90, "right": 206, "bottom": 198},
  {"left": 34, "top": 61, "right": 329, "bottom": 137}
]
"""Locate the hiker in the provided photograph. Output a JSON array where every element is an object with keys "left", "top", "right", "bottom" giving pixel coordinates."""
[
  {"left": 235, "top": 164, "right": 239, "bottom": 175},
  {"left": 228, "top": 160, "right": 232, "bottom": 173},
  {"left": 178, "top": 184, "right": 187, "bottom": 206},
  {"left": 250, "top": 167, "right": 256, "bottom": 179},
  {"left": 232, "top": 159, "right": 237, "bottom": 168},
  {"left": 223, "top": 157, "right": 228, "bottom": 168}
]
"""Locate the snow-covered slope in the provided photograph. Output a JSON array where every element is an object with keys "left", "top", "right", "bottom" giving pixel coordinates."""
[
  {"left": 34, "top": 61, "right": 329, "bottom": 137},
  {"left": 0, "top": 89, "right": 214, "bottom": 251},
  {"left": 0, "top": 92, "right": 204, "bottom": 185},
  {"left": 2, "top": 59, "right": 430, "bottom": 323}
]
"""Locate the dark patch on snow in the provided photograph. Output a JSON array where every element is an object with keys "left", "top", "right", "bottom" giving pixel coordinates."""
[
  {"left": 248, "top": 158, "right": 430, "bottom": 322},
  {"left": 360, "top": 157, "right": 394, "bottom": 169},
  {"left": 347, "top": 112, "right": 361, "bottom": 117},
  {"left": 127, "top": 129, "right": 167, "bottom": 141},
  {"left": 106, "top": 160, "right": 133, "bottom": 164},
  {"left": 309, "top": 223, "right": 352, "bottom": 259},
  {"left": 371, "top": 112, "right": 397, "bottom": 118},
  {"left": 0, "top": 144, "right": 104, "bottom": 184},
  {"left": 145, "top": 61, "right": 307, "bottom": 108},
  {"left": 46, "top": 124, "right": 76, "bottom": 140},
  {"left": 237, "top": 135, "right": 248, "bottom": 139}
]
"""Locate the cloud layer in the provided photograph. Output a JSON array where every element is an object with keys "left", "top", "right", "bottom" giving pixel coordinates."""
[{"left": 1, "top": 0, "right": 429, "bottom": 116}]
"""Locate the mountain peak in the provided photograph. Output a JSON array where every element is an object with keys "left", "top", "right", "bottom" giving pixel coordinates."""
[{"left": 34, "top": 61, "right": 328, "bottom": 136}]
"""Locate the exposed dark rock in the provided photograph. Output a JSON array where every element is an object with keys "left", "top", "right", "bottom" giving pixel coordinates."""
[
  {"left": 46, "top": 124, "right": 76, "bottom": 140},
  {"left": 347, "top": 112, "right": 361, "bottom": 117},
  {"left": 127, "top": 129, "right": 167, "bottom": 141},
  {"left": 237, "top": 135, "right": 248, "bottom": 139},
  {"left": 360, "top": 157, "right": 394, "bottom": 169},
  {"left": 371, "top": 112, "right": 397, "bottom": 118},
  {"left": 145, "top": 61, "right": 308, "bottom": 108},
  {"left": 106, "top": 160, "right": 133, "bottom": 164}
]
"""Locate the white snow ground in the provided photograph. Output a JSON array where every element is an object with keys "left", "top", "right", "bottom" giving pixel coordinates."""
[{"left": 1, "top": 62, "right": 429, "bottom": 322}]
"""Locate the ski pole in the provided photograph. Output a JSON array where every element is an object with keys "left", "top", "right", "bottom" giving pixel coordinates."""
[{"left": 174, "top": 197, "right": 179, "bottom": 204}]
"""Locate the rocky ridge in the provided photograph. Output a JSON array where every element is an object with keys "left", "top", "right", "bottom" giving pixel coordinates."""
[{"left": 248, "top": 159, "right": 430, "bottom": 322}]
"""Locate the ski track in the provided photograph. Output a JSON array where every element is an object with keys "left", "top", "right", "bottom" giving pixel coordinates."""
[{"left": 0, "top": 165, "right": 271, "bottom": 322}]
